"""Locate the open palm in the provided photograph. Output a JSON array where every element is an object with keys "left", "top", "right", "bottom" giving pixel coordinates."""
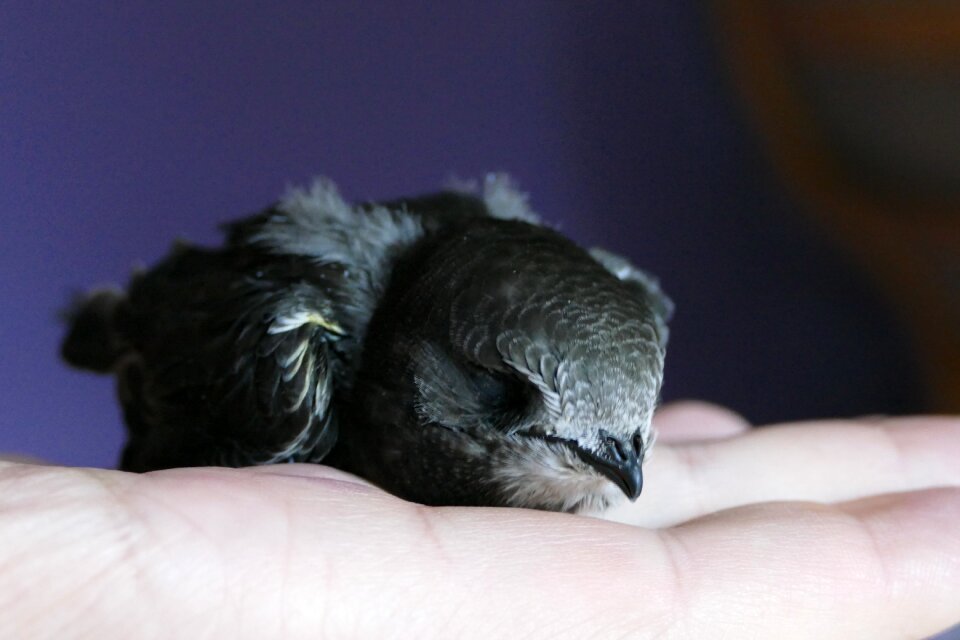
[{"left": 2, "top": 402, "right": 958, "bottom": 639}]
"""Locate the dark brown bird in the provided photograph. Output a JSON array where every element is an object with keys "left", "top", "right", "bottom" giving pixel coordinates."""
[{"left": 62, "top": 176, "right": 672, "bottom": 513}]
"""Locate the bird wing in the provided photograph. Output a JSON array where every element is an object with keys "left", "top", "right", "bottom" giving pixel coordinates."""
[{"left": 116, "top": 246, "right": 346, "bottom": 471}]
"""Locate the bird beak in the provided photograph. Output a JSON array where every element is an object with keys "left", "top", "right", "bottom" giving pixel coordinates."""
[
  {"left": 525, "top": 433, "right": 645, "bottom": 501},
  {"left": 574, "top": 439, "right": 643, "bottom": 500}
]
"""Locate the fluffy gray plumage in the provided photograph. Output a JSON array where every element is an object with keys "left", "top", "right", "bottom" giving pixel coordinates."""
[{"left": 61, "top": 176, "right": 672, "bottom": 513}]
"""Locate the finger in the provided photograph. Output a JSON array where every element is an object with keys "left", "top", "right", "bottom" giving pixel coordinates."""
[
  {"left": 609, "top": 416, "right": 960, "bottom": 527},
  {"left": 653, "top": 401, "right": 750, "bottom": 444},
  {"left": 132, "top": 472, "right": 960, "bottom": 639},
  {"left": 657, "top": 487, "right": 960, "bottom": 640}
]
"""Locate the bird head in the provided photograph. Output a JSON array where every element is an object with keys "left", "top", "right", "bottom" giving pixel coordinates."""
[{"left": 350, "top": 216, "right": 666, "bottom": 513}]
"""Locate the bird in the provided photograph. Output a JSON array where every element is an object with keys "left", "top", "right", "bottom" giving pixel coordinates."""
[{"left": 61, "top": 176, "right": 673, "bottom": 513}]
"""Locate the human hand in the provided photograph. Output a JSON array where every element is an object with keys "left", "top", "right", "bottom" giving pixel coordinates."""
[{"left": 1, "top": 403, "right": 958, "bottom": 639}]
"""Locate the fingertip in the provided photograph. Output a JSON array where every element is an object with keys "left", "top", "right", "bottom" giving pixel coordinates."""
[{"left": 653, "top": 401, "right": 751, "bottom": 443}]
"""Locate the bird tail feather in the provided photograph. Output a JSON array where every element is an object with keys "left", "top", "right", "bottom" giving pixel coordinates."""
[{"left": 60, "top": 288, "right": 129, "bottom": 373}]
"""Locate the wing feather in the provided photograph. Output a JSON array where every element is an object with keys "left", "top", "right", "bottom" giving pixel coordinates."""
[{"left": 115, "top": 246, "right": 345, "bottom": 471}]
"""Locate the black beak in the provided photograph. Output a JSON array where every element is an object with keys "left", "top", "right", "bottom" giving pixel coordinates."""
[
  {"left": 575, "top": 436, "right": 643, "bottom": 500},
  {"left": 523, "top": 432, "right": 645, "bottom": 501}
]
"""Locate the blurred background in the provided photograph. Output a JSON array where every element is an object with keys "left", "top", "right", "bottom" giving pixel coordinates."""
[{"left": 2, "top": 2, "right": 957, "bottom": 466}]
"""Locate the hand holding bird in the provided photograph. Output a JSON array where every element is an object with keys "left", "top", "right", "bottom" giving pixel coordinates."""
[{"left": 2, "top": 404, "right": 958, "bottom": 639}]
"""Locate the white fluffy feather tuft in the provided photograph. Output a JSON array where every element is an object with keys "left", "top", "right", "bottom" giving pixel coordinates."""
[
  {"left": 273, "top": 178, "right": 426, "bottom": 286},
  {"left": 448, "top": 173, "right": 540, "bottom": 223},
  {"left": 491, "top": 437, "right": 629, "bottom": 513}
]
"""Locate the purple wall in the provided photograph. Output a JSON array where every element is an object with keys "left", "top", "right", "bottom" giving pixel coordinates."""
[{"left": 1, "top": 2, "right": 921, "bottom": 467}]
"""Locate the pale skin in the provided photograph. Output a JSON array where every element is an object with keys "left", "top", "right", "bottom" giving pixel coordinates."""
[{"left": 1, "top": 402, "right": 958, "bottom": 639}]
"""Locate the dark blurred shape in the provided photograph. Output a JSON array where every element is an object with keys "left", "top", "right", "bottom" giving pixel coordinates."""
[{"left": 713, "top": 0, "right": 960, "bottom": 411}]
